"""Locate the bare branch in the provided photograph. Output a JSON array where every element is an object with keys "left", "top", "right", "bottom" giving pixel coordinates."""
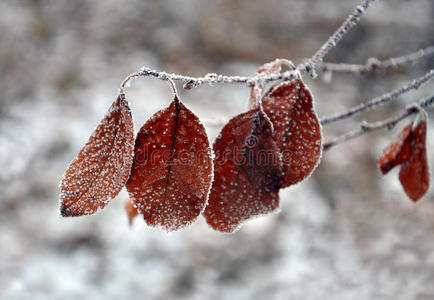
[
  {"left": 320, "top": 45, "right": 434, "bottom": 74},
  {"left": 119, "top": 67, "right": 299, "bottom": 92},
  {"left": 320, "top": 69, "right": 434, "bottom": 125},
  {"left": 299, "top": 0, "right": 377, "bottom": 77},
  {"left": 119, "top": 0, "right": 377, "bottom": 90},
  {"left": 323, "top": 94, "right": 434, "bottom": 151}
]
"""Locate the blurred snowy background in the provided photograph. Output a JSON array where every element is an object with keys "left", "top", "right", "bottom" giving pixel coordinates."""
[{"left": 1, "top": 0, "right": 434, "bottom": 299}]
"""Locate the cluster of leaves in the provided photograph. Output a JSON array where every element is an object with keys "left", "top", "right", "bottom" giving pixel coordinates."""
[
  {"left": 60, "top": 60, "right": 430, "bottom": 233},
  {"left": 59, "top": 61, "right": 322, "bottom": 233}
]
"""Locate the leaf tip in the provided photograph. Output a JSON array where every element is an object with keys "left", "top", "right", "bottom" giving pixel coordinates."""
[{"left": 59, "top": 202, "right": 80, "bottom": 217}]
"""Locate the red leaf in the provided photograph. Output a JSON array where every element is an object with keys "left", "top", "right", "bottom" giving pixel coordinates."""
[
  {"left": 378, "top": 124, "right": 412, "bottom": 175},
  {"left": 262, "top": 78, "right": 322, "bottom": 187},
  {"left": 60, "top": 94, "right": 134, "bottom": 216},
  {"left": 124, "top": 198, "right": 139, "bottom": 226},
  {"left": 378, "top": 116, "right": 430, "bottom": 202},
  {"left": 126, "top": 96, "right": 213, "bottom": 231},
  {"left": 203, "top": 108, "right": 283, "bottom": 233},
  {"left": 399, "top": 120, "right": 430, "bottom": 202}
]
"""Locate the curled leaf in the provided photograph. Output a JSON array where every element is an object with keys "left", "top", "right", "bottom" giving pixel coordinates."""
[
  {"left": 126, "top": 96, "right": 213, "bottom": 231},
  {"left": 399, "top": 120, "right": 429, "bottom": 202},
  {"left": 60, "top": 94, "right": 135, "bottom": 216},
  {"left": 262, "top": 78, "right": 322, "bottom": 187},
  {"left": 203, "top": 108, "right": 283, "bottom": 233},
  {"left": 378, "top": 115, "right": 430, "bottom": 202},
  {"left": 377, "top": 124, "right": 412, "bottom": 175}
]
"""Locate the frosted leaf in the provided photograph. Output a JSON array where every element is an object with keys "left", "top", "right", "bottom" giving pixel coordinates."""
[
  {"left": 59, "top": 94, "right": 134, "bottom": 216},
  {"left": 203, "top": 108, "right": 283, "bottom": 233},
  {"left": 262, "top": 78, "right": 322, "bottom": 187},
  {"left": 126, "top": 96, "right": 213, "bottom": 231}
]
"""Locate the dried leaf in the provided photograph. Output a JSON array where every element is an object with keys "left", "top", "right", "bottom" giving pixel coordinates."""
[
  {"left": 378, "top": 124, "right": 412, "bottom": 175},
  {"left": 60, "top": 94, "right": 134, "bottom": 216},
  {"left": 399, "top": 120, "right": 429, "bottom": 202},
  {"left": 124, "top": 198, "right": 139, "bottom": 226},
  {"left": 203, "top": 108, "right": 283, "bottom": 233},
  {"left": 262, "top": 78, "right": 322, "bottom": 187},
  {"left": 378, "top": 116, "right": 430, "bottom": 202},
  {"left": 126, "top": 96, "right": 213, "bottom": 231}
]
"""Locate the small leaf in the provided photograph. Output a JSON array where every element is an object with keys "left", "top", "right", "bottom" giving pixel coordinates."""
[
  {"left": 126, "top": 96, "right": 213, "bottom": 231},
  {"left": 399, "top": 120, "right": 429, "bottom": 202},
  {"left": 203, "top": 108, "right": 283, "bottom": 233},
  {"left": 377, "top": 124, "right": 412, "bottom": 175},
  {"left": 60, "top": 94, "right": 134, "bottom": 216},
  {"left": 124, "top": 198, "right": 139, "bottom": 226},
  {"left": 262, "top": 78, "right": 322, "bottom": 187},
  {"left": 378, "top": 115, "right": 430, "bottom": 202}
]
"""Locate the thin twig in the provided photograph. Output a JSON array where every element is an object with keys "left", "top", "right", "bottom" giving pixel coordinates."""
[
  {"left": 320, "top": 69, "right": 434, "bottom": 125},
  {"left": 299, "top": 0, "right": 376, "bottom": 77},
  {"left": 323, "top": 94, "right": 434, "bottom": 151},
  {"left": 320, "top": 45, "right": 434, "bottom": 74},
  {"left": 132, "top": 67, "right": 300, "bottom": 90},
  {"left": 119, "top": 0, "right": 376, "bottom": 90}
]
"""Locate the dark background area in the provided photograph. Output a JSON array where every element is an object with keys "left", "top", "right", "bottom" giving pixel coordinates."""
[{"left": 0, "top": 0, "right": 433, "bottom": 299}]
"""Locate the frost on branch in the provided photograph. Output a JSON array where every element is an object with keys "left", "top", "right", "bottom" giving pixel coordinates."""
[
  {"left": 59, "top": 94, "right": 134, "bottom": 216},
  {"left": 378, "top": 113, "right": 430, "bottom": 202},
  {"left": 126, "top": 96, "right": 213, "bottom": 231},
  {"left": 203, "top": 108, "right": 283, "bottom": 233},
  {"left": 262, "top": 78, "right": 322, "bottom": 187}
]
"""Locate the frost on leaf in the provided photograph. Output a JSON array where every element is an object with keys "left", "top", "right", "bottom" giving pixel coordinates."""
[
  {"left": 124, "top": 198, "right": 139, "bottom": 226},
  {"left": 378, "top": 117, "right": 430, "bottom": 202},
  {"left": 126, "top": 96, "right": 213, "bottom": 231},
  {"left": 60, "top": 94, "right": 134, "bottom": 216},
  {"left": 203, "top": 108, "right": 283, "bottom": 233},
  {"left": 262, "top": 78, "right": 322, "bottom": 187}
]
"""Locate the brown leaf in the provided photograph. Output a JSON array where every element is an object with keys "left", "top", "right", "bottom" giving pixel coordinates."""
[
  {"left": 262, "top": 78, "right": 322, "bottom": 187},
  {"left": 60, "top": 94, "right": 134, "bottom": 216},
  {"left": 124, "top": 198, "right": 139, "bottom": 226},
  {"left": 378, "top": 124, "right": 412, "bottom": 175},
  {"left": 399, "top": 120, "right": 430, "bottom": 202},
  {"left": 203, "top": 108, "right": 283, "bottom": 233},
  {"left": 126, "top": 96, "right": 213, "bottom": 231}
]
